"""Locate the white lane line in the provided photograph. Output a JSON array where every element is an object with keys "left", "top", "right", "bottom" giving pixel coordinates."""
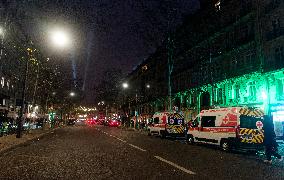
[
  {"left": 98, "top": 131, "right": 145, "bottom": 153},
  {"left": 116, "top": 137, "right": 127, "bottom": 143},
  {"left": 128, "top": 143, "right": 147, "bottom": 152},
  {"left": 99, "top": 130, "right": 126, "bottom": 143},
  {"left": 154, "top": 156, "right": 196, "bottom": 175}
]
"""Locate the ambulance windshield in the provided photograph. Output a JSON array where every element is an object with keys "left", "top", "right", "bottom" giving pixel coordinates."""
[{"left": 240, "top": 115, "right": 262, "bottom": 129}]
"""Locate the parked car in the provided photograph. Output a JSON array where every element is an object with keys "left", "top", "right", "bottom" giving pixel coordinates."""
[
  {"left": 85, "top": 119, "right": 92, "bottom": 125},
  {"left": 0, "top": 117, "right": 16, "bottom": 136},
  {"left": 108, "top": 119, "right": 121, "bottom": 127},
  {"left": 67, "top": 119, "right": 76, "bottom": 125}
]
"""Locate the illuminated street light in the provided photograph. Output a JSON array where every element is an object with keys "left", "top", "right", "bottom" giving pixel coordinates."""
[
  {"left": 146, "top": 84, "right": 150, "bottom": 88},
  {"left": 50, "top": 29, "right": 70, "bottom": 48},
  {"left": 122, "top": 82, "right": 129, "bottom": 89},
  {"left": 70, "top": 92, "right": 75, "bottom": 97},
  {"left": 0, "top": 27, "right": 4, "bottom": 36}
]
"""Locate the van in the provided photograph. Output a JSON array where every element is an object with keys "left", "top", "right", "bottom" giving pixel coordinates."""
[
  {"left": 148, "top": 112, "right": 185, "bottom": 138},
  {"left": 187, "top": 107, "right": 264, "bottom": 151}
]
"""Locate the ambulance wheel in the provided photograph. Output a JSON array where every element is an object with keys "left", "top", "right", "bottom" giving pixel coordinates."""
[
  {"left": 220, "top": 139, "right": 230, "bottom": 152},
  {"left": 187, "top": 135, "right": 194, "bottom": 144},
  {"left": 160, "top": 131, "right": 166, "bottom": 139}
]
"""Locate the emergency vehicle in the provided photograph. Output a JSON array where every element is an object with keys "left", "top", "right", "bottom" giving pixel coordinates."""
[
  {"left": 187, "top": 107, "right": 265, "bottom": 151},
  {"left": 148, "top": 112, "right": 185, "bottom": 138}
]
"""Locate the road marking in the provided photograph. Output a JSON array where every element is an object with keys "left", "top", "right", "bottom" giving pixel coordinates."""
[
  {"left": 154, "top": 156, "right": 196, "bottom": 175},
  {"left": 128, "top": 143, "right": 147, "bottom": 152},
  {"left": 98, "top": 130, "right": 145, "bottom": 152},
  {"left": 116, "top": 137, "right": 127, "bottom": 143},
  {"left": 16, "top": 154, "right": 49, "bottom": 159}
]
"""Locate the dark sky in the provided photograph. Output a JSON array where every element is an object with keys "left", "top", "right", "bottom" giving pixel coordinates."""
[
  {"left": 22, "top": 0, "right": 199, "bottom": 104},
  {"left": 79, "top": 0, "right": 199, "bottom": 104}
]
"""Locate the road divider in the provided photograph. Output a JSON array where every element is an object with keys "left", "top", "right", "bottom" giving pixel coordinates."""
[{"left": 154, "top": 156, "right": 196, "bottom": 175}]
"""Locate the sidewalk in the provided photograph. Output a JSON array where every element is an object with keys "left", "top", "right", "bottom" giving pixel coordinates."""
[{"left": 0, "top": 128, "right": 56, "bottom": 154}]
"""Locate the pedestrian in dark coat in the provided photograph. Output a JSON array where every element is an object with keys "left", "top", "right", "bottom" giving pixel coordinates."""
[{"left": 263, "top": 115, "right": 283, "bottom": 164}]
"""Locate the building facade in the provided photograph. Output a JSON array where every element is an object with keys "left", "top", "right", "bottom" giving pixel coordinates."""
[{"left": 120, "top": 0, "right": 283, "bottom": 136}]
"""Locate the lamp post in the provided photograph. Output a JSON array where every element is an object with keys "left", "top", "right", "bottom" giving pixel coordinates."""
[
  {"left": 122, "top": 82, "right": 147, "bottom": 129},
  {"left": 122, "top": 83, "right": 128, "bottom": 127}
]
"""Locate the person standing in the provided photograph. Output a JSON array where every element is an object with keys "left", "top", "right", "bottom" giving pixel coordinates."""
[{"left": 263, "top": 115, "right": 283, "bottom": 164}]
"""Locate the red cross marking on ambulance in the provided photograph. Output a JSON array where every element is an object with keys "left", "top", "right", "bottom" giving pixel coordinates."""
[
  {"left": 256, "top": 121, "right": 263, "bottom": 129},
  {"left": 223, "top": 116, "right": 229, "bottom": 124}
]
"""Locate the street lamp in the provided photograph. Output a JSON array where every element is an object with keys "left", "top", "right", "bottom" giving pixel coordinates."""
[
  {"left": 122, "top": 82, "right": 129, "bottom": 89},
  {"left": 122, "top": 82, "right": 139, "bottom": 129},
  {"left": 50, "top": 29, "right": 70, "bottom": 48},
  {"left": 70, "top": 92, "right": 75, "bottom": 97}
]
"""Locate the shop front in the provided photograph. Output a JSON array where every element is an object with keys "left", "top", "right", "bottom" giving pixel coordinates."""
[{"left": 270, "top": 104, "right": 284, "bottom": 139}]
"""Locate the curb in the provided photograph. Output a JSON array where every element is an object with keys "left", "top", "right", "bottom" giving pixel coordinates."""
[{"left": 0, "top": 128, "right": 60, "bottom": 155}]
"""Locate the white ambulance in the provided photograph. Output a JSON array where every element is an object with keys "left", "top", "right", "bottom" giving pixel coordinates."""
[
  {"left": 187, "top": 107, "right": 265, "bottom": 151},
  {"left": 148, "top": 112, "right": 185, "bottom": 138}
]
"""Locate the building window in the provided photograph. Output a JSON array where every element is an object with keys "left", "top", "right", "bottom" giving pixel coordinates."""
[
  {"left": 201, "top": 116, "right": 216, "bottom": 127},
  {"left": 245, "top": 51, "right": 255, "bottom": 68},
  {"left": 272, "top": 19, "right": 281, "bottom": 34},
  {"left": 240, "top": 25, "right": 249, "bottom": 41},
  {"left": 276, "top": 79, "right": 284, "bottom": 99},
  {"left": 248, "top": 81, "right": 257, "bottom": 97},
  {"left": 241, "top": 0, "right": 252, "bottom": 15},
  {"left": 275, "top": 46, "right": 284, "bottom": 66},
  {"left": 190, "top": 95, "right": 196, "bottom": 106},
  {"left": 230, "top": 56, "right": 238, "bottom": 70},
  {"left": 182, "top": 95, "right": 188, "bottom": 108},
  {"left": 216, "top": 88, "right": 223, "bottom": 104},
  {"left": 1, "top": 77, "right": 4, "bottom": 88},
  {"left": 234, "top": 84, "right": 240, "bottom": 99}
]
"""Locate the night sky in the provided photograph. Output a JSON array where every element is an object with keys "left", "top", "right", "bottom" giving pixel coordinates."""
[{"left": 24, "top": 0, "right": 199, "bottom": 104}]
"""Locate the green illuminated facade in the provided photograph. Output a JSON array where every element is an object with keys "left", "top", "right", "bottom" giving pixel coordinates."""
[{"left": 120, "top": 0, "right": 284, "bottom": 136}]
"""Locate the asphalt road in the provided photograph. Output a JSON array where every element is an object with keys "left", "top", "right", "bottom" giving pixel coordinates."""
[{"left": 0, "top": 124, "right": 283, "bottom": 180}]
